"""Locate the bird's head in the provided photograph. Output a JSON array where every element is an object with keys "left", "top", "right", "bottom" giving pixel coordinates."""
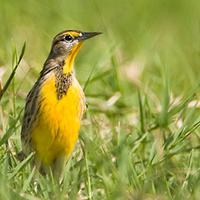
[
  {"left": 47, "top": 30, "right": 101, "bottom": 73},
  {"left": 52, "top": 30, "right": 101, "bottom": 55}
]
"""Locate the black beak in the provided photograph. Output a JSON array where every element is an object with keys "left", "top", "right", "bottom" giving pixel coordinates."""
[{"left": 78, "top": 32, "right": 102, "bottom": 41}]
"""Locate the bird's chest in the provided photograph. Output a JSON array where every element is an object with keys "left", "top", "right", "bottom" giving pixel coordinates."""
[
  {"left": 39, "top": 75, "right": 85, "bottom": 122},
  {"left": 31, "top": 75, "right": 85, "bottom": 162}
]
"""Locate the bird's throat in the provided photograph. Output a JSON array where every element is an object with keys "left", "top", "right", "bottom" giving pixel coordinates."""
[{"left": 63, "top": 43, "right": 83, "bottom": 74}]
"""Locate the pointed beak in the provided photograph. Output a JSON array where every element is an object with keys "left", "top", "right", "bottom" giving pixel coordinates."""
[{"left": 78, "top": 32, "right": 102, "bottom": 41}]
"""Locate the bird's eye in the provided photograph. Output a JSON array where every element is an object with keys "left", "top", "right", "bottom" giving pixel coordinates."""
[{"left": 64, "top": 35, "right": 73, "bottom": 41}]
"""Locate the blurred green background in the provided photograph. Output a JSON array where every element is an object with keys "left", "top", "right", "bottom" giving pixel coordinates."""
[
  {"left": 1, "top": 0, "right": 200, "bottom": 111},
  {"left": 1, "top": 0, "right": 200, "bottom": 89},
  {"left": 0, "top": 0, "right": 200, "bottom": 199}
]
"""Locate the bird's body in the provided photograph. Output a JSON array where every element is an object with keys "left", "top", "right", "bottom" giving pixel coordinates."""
[
  {"left": 30, "top": 72, "right": 85, "bottom": 166},
  {"left": 21, "top": 30, "right": 100, "bottom": 177}
]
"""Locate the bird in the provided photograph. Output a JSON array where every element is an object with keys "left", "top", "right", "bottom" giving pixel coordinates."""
[{"left": 20, "top": 30, "right": 101, "bottom": 179}]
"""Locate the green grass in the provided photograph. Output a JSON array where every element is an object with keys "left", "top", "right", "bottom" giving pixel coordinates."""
[{"left": 0, "top": 0, "right": 200, "bottom": 199}]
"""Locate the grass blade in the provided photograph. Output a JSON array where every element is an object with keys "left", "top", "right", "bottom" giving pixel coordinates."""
[{"left": 0, "top": 42, "right": 26, "bottom": 101}]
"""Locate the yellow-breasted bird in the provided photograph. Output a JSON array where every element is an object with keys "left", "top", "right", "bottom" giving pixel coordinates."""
[{"left": 21, "top": 30, "right": 101, "bottom": 178}]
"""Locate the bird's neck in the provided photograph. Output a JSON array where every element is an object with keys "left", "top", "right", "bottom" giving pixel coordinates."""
[
  {"left": 63, "top": 52, "right": 75, "bottom": 74},
  {"left": 43, "top": 43, "right": 83, "bottom": 75},
  {"left": 43, "top": 54, "right": 74, "bottom": 76},
  {"left": 63, "top": 43, "right": 83, "bottom": 73}
]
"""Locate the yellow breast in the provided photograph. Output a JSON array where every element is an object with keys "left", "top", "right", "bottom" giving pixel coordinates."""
[{"left": 31, "top": 74, "right": 85, "bottom": 165}]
